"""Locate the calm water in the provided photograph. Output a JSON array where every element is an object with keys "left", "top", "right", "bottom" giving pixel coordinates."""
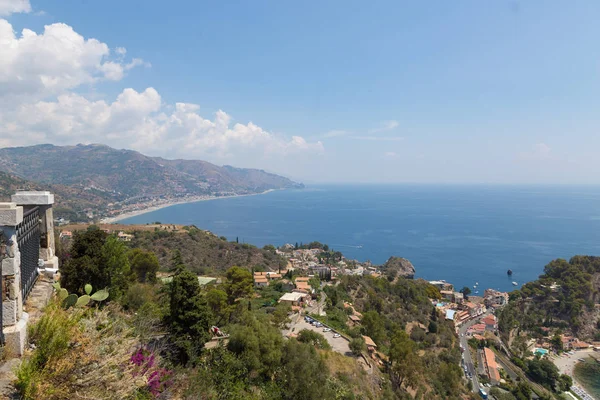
[
  {"left": 574, "top": 357, "right": 600, "bottom": 398},
  {"left": 122, "top": 185, "right": 600, "bottom": 292}
]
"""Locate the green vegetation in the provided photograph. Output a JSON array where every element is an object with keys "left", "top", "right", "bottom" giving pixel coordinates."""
[
  {"left": 131, "top": 227, "right": 286, "bottom": 275},
  {"left": 18, "top": 228, "right": 476, "bottom": 399},
  {"left": 499, "top": 256, "right": 600, "bottom": 338}
]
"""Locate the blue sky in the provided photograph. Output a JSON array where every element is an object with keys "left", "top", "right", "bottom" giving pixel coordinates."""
[{"left": 2, "top": 1, "right": 600, "bottom": 183}]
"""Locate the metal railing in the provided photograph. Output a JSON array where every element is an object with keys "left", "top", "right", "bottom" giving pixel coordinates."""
[{"left": 16, "top": 207, "right": 40, "bottom": 302}]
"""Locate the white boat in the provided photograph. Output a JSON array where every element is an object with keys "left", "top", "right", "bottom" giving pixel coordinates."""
[{"left": 512, "top": 281, "right": 518, "bottom": 286}]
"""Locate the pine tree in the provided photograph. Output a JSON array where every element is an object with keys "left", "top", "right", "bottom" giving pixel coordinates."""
[{"left": 165, "top": 266, "right": 213, "bottom": 365}]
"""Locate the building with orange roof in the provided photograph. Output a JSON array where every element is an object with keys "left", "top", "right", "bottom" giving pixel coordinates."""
[
  {"left": 254, "top": 276, "right": 269, "bottom": 288},
  {"left": 295, "top": 281, "right": 311, "bottom": 291},
  {"left": 473, "top": 334, "right": 486, "bottom": 341},
  {"left": 295, "top": 276, "right": 310, "bottom": 282},
  {"left": 362, "top": 335, "right": 377, "bottom": 352},
  {"left": 482, "top": 315, "right": 497, "bottom": 331},
  {"left": 483, "top": 347, "right": 500, "bottom": 385}
]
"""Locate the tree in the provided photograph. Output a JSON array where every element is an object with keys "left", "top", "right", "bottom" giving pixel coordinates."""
[
  {"left": 128, "top": 248, "right": 160, "bottom": 283},
  {"left": 512, "top": 382, "right": 532, "bottom": 400},
  {"left": 297, "top": 329, "right": 331, "bottom": 350},
  {"left": 60, "top": 226, "right": 108, "bottom": 294},
  {"left": 389, "top": 330, "right": 422, "bottom": 389},
  {"left": 459, "top": 286, "right": 472, "bottom": 297},
  {"left": 550, "top": 333, "right": 563, "bottom": 352},
  {"left": 277, "top": 340, "right": 332, "bottom": 400},
  {"left": 224, "top": 266, "right": 253, "bottom": 304},
  {"left": 349, "top": 337, "right": 366, "bottom": 356},
  {"left": 271, "top": 303, "right": 292, "bottom": 329},
  {"left": 165, "top": 267, "right": 213, "bottom": 365},
  {"left": 206, "top": 288, "right": 229, "bottom": 325},
  {"left": 102, "top": 236, "right": 133, "bottom": 299},
  {"left": 428, "top": 321, "right": 438, "bottom": 334},
  {"left": 361, "top": 311, "right": 386, "bottom": 344},
  {"left": 558, "top": 374, "right": 573, "bottom": 392},
  {"left": 170, "top": 249, "right": 185, "bottom": 273}
]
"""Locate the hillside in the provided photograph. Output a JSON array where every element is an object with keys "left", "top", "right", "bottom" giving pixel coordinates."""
[
  {"left": 129, "top": 227, "right": 287, "bottom": 275},
  {"left": 0, "top": 144, "right": 302, "bottom": 221},
  {"left": 498, "top": 256, "right": 600, "bottom": 341}
]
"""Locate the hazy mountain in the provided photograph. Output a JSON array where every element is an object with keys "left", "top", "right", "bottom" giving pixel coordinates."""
[{"left": 0, "top": 144, "right": 302, "bottom": 220}]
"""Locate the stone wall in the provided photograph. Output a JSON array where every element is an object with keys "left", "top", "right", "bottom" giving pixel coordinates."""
[{"left": 0, "top": 192, "right": 57, "bottom": 356}]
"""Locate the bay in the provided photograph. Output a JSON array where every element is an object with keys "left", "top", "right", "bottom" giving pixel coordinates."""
[{"left": 121, "top": 184, "right": 600, "bottom": 292}]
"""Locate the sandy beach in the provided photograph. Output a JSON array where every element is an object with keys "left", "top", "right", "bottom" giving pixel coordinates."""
[
  {"left": 100, "top": 189, "right": 276, "bottom": 224},
  {"left": 552, "top": 349, "right": 598, "bottom": 400}
]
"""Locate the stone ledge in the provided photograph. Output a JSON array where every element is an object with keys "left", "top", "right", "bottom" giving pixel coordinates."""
[
  {"left": 11, "top": 191, "right": 54, "bottom": 206},
  {"left": 0, "top": 204, "right": 23, "bottom": 226},
  {"left": 3, "top": 312, "right": 29, "bottom": 357}
]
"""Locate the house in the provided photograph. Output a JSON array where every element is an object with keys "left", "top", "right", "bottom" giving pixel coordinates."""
[
  {"left": 473, "top": 334, "right": 486, "bottom": 341},
  {"left": 483, "top": 347, "right": 501, "bottom": 385},
  {"left": 464, "top": 302, "right": 485, "bottom": 317},
  {"left": 482, "top": 315, "right": 497, "bottom": 331},
  {"left": 445, "top": 309, "right": 456, "bottom": 321},
  {"left": 59, "top": 230, "right": 73, "bottom": 239},
  {"left": 429, "top": 280, "right": 454, "bottom": 292},
  {"left": 455, "top": 310, "right": 470, "bottom": 325},
  {"left": 349, "top": 315, "right": 361, "bottom": 326},
  {"left": 295, "top": 281, "right": 311, "bottom": 292},
  {"left": 254, "top": 276, "right": 269, "bottom": 288},
  {"left": 279, "top": 292, "right": 309, "bottom": 306},
  {"left": 362, "top": 335, "right": 377, "bottom": 352},
  {"left": 453, "top": 292, "right": 464, "bottom": 304},
  {"left": 468, "top": 324, "right": 486, "bottom": 335},
  {"left": 440, "top": 290, "right": 454, "bottom": 301},
  {"left": 572, "top": 340, "right": 591, "bottom": 350},
  {"left": 117, "top": 231, "right": 134, "bottom": 242},
  {"left": 484, "top": 289, "right": 509, "bottom": 307},
  {"left": 295, "top": 276, "right": 310, "bottom": 283},
  {"left": 266, "top": 272, "right": 282, "bottom": 280}
]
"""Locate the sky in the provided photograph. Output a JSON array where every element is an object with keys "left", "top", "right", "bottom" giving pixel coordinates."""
[{"left": 1, "top": 0, "right": 600, "bottom": 184}]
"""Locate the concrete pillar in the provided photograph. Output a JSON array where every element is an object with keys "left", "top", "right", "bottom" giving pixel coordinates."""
[
  {"left": 0, "top": 202, "right": 27, "bottom": 356},
  {"left": 11, "top": 191, "right": 58, "bottom": 271}
]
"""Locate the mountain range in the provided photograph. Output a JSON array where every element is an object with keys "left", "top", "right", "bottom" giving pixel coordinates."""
[{"left": 0, "top": 144, "right": 302, "bottom": 221}]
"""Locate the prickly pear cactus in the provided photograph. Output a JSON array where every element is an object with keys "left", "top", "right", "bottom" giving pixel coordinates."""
[{"left": 63, "top": 293, "right": 78, "bottom": 309}]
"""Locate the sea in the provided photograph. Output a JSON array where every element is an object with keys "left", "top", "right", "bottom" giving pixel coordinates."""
[
  {"left": 121, "top": 184, "right": 600, "bottom": 293},
  {"left": 574, "top": 357, "right": 600, "bottom": 399}
]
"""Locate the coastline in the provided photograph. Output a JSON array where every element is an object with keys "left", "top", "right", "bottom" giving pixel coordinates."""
[
  {"left": 553, "top": 350, "right": 598, "bottom": 400},
  {"left": 99, "top": 189, "right": 277, "bottom": 224}
]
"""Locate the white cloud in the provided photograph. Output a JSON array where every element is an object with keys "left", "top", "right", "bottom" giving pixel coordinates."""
[
  {"left": 0, "top": 19, "right": 145, "bottom": 102},
  {"left": 0, "top": 0, "right": 30, "bottom": 16},
  {"left": 0, "top": 87, "right": 324, "bottom": 162},
  {"left": 368, "top": 120, "right": 399, "bottom": 134},
  {"left": 384, "top": 151, "right": 397, "bottom": 157},
  {"left": 0, "top": 12, "right": 322, "bottom": 169}
]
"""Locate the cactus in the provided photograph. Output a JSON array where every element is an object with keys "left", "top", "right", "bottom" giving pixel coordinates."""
[
  {"left": 52, "top": 282, "right": 61, "bottom": 291},
  {"left": 58, "top": 288, "right": 69, "bottom": 301},
  {"left": 84, "top": 284, "right": 93, "bottom": 295},
  {"left": 75, "top": 294, "right": 91, "bottom": 307},
  {"left": 90, "top": 289, "right": 109, "bottom": 302},
  {"left": 63, "top": 293, "right": 78, "bottom": 309}
]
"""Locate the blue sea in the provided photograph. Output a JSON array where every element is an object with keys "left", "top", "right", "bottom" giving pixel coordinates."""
[{"left": 121, "top": 185, "right": 600, "bottom": 292}]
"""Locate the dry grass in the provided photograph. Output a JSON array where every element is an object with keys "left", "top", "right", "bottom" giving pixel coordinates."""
[{"left": 16, "top": 299, "right": 156, "bottom": 400}]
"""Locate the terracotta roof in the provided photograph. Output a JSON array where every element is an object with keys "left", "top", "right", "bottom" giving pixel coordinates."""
[
  {"left": 482, "top": 315, "right": 497, "bottom": 325},
  {"left": 254, "top": 277, "right": 268, "bottom": 283},
  {"left": 362, "top": 335, "right": 377, "bottom": 347},
  {"left": 267, "top": 273, "right": 282, "bottom": 279},
  {"left": 473, "top": 334, "right": 486, "bottom": 341},
  {"left": 295, "top": 282, "right": 310, "bottom": 290},
  {"left": 483, "top": 347, "right": 500, "bottom": 383},
  {"left": 254, "top": 272, "right": 267, "bottom": 276},
  {"left": 295, "top": 276, "right": 310, "bottom": 282},
  {"left": 349, "top": 315, "right": 361, "bottom": 322},
  {"left": 468, "top": 324, "right": 486, "bottom": 332}
]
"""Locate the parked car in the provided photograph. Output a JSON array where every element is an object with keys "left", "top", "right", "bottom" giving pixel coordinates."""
[
  {"left": 333, "top": 333, "right": 341, "bottom": 338},
  {"left": 323, "top": 328, "right": 331, "bottom": 332}
]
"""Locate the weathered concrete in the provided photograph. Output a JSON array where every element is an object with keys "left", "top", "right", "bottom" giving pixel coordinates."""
[
  {"left": 0, "top": 204, "right": 23, "bottom": 226},
  {"left": 11, "top": 191, "right": 54, "bottom": 206},
  {"left": 3, "top": 313, "right": 28, "bottom": 357}
]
